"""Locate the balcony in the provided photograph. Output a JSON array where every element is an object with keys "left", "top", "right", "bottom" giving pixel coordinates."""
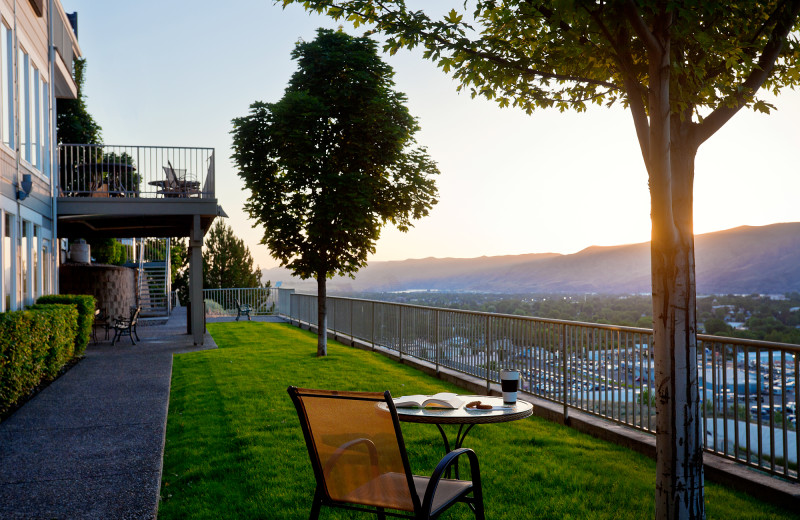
[{"left": 57, "top": 144, "right": 225, "bottom": 239}]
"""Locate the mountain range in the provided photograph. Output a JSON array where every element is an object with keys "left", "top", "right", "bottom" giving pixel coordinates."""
[{"left": 262, "top": 223, "right": 800, "bottom": 295}]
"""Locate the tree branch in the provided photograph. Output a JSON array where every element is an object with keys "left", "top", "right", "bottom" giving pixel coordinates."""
[
  {"left": 583, "top": 5, "right": 650, "bottom": 164},
  {"left": 694, "top": 0, "right": 800, "bottom": 146},
  {"left": 623, "top": 0, "right": 661, "bottom": 54}
]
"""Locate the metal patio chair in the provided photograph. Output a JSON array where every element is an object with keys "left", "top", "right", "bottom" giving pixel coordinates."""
[
  {"left": 112, "top": 306, "right": 141, "bottom": 345},
  {"left": 235, "top": 299, "right": 252, "bottom": 321},
  {"left": 287, "top": 386, "right": 485, "bottom": 520}
]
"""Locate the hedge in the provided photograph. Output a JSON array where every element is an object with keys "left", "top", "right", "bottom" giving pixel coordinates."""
[
  {"left": 0, "top": 304, "right": 79, "bottom": 415},
  {"left": 36, "top": 294, "right": 95, "bottom": 356}
]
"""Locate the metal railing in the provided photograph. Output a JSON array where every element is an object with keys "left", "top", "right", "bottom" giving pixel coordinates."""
[
  {"left": 203, "top": 287, "right": 290, "bottom": 317},
  {"left": 287, "top": 293, "right": 798, "bottom": 483},
  {"left": 58, "top": 144, "right": 215, "bottom": 199}
]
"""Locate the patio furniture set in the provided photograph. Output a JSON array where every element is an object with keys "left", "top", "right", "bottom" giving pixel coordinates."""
[
  {"left": 93, "top": 306, "right": 142, "bottom": 345},
  {"left": 288, "top": 386, "right": 532, "bottom": 519}
]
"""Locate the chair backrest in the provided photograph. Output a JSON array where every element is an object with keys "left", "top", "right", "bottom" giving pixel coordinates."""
[
  {"left": 130, "top": 306, "right": 141, "bottom": 324},
  {"left": 288, "top": 387, "right": 419, "bottom": 512},
  {"left": 163, "top": 161, "right": 187, "bottom": 188}
]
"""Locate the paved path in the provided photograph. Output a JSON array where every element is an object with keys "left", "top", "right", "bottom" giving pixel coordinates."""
[{"left": 0, "top": 307, "right": 216, "bottom": 519}]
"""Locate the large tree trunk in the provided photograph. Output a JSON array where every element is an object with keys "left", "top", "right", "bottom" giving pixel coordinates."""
[
  {"left": 646, "top": 14, "right": 704, "bottom": 519},
  {"left": 652, "top": 144, "right": 704, "bottom": 519},
  {"left": 317, "top": 274, "right": 327, "bottom": 357}
]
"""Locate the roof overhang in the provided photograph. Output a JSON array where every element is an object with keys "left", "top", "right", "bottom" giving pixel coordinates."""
[{"left": 57, "top": 198, "right": 226, "bottom": 239}]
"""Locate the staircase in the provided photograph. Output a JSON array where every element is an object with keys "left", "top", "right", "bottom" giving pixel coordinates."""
[{"left": 138, "top": 261, "right": 169, "bottom": 316}]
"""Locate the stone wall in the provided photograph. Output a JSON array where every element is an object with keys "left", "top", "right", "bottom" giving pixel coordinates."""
[{"left": 59, "top": 264, "right": 136, "bottom": 319}]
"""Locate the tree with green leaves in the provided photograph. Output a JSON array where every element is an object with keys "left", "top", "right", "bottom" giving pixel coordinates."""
[
  {"left": 283, "top": 2, "right": 800, "bottom": 516},
  {"left": 231, "top": 28, "right": 439, "bottom": 357},
  {"left": 203, "top": 220, "right": 262, "bottom": 289},
  {"left": 56, "top": 58, "right": 102, "bottom": 145}
]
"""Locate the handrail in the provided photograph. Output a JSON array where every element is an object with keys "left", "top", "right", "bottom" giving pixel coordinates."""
[
  {"left": 57, "top": 144, "right": 215, "bottom": 199},
  {"left": 287, "top": 291, "right": 799, "bottom": 484}
]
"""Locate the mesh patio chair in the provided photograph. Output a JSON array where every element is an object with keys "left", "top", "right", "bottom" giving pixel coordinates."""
[
  {"left": 161, "top": 161, "right": 188, "bottom": 197},
  {"left": 287, "top": 386, "right": 485, "bottom": 520}
]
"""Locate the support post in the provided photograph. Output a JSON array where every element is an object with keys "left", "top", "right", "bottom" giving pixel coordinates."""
[{"left": 189, "top": 215, "right": 204, "bottom": 345}]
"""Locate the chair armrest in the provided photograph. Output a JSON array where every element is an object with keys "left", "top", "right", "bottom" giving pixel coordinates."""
[
  {"left": 420, "top": 448, "right": 482, "bottom": 516},
  {"left": 322, "top": 437, "right": 380, "bottom": 480}
]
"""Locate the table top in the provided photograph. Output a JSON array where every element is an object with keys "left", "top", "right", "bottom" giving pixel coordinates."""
[
  {"left": 386, "top": 395, "right": 533, "bottom": 425},
  {"left": 148, "top": 179, "right": 201, "bottom": 187}
]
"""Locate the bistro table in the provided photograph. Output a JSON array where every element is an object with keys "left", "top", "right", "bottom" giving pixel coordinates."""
[
  {"left": 385, "top": 395, "right": 533, "bottom": 478},
  {"left": 148, "top": 179, "right": 201, "bottom": 198}
]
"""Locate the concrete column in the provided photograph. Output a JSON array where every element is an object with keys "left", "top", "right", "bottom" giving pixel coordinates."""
[{"left": 189, "top": 214, "right": 204, "bottom": 345}]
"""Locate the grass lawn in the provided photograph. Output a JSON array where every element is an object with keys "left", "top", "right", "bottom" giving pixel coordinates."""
[{"left": 158, "top": 322, "right": 794, "bottom": 519}]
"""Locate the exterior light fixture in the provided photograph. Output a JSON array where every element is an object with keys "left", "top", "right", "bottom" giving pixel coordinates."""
[{"left": 17, "top": 174, "right": 32, "bottom": 200}]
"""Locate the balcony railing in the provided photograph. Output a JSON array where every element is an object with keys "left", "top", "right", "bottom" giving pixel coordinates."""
[
  {"left": 203, "top": 288, "right": 296, "bottom": 317},
  {"left": 287, "top": 293, "right": 799, "bottom": 483},
  {"left": 58, "top": 144, "right": 215, "bottom": 199}
]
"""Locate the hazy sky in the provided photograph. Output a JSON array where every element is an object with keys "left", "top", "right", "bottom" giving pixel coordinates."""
[{"left": 63, "top": 1, "right": 800, "bottom": 270}]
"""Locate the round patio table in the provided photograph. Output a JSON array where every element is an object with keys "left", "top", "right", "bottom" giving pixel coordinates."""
[
  {"left": 393, "top": 395, "right": 533, "bottom": 452},
  {"left": 385, "top": 395, "right": 533, "bottom": 478}
]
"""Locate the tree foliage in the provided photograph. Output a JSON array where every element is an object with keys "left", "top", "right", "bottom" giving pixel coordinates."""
[
  {"left": 202, "top": 220, "right": 262, "bottom": 289},
  {"left": 283, "top": 1, "right": 800, "bottom": 516},
  {"left": 231, "top": 28, "right": 439, "bottom": 355},
  {"left": 56, "top": 58, "right": 102, "bottom": 144}
]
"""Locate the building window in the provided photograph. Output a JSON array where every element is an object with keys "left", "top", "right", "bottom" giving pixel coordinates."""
[
  {"left": 1, "top": 212, "right": 7, "bottom": 311},
  {"left": 33, "top": 225, "right": 40, "bottom": 299},
  {"left": 21, "top": 220, "right": 28, "bottom": 306},
  {"left": 1, "top": 23, "right": 11, "bottom": 148},
  {"left": 32, "top": 67, "right": 40, "bottom": 169},
  {"left": 42, "top": 238, "right": 50, "bottom": 295},
  {"left": 42, "top": 79, "right": 49, "bottom": 177},
  {"left": 19, "top": 48, "right": 30, "bottom": 163}
]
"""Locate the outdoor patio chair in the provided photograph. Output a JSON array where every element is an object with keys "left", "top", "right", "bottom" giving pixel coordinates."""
[
  {"left": 235, "top": 299, "right": 252, "bottom": 321},
  {"left": 160, "top": 161, "right": 188, "bottom": 197},
  {"left": 287, "top": 386, "right": 485, "bottom": 520},
  {"left": 112, "top": 306, "right": 141, "bottom": 345},
  {"left": 92, "top": 308, "right": 111, "bottom": 344}
]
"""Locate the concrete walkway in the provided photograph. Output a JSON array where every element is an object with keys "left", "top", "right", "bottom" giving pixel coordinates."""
[{"left": 0, "top": 307, "right": 216, "bottom": 519}]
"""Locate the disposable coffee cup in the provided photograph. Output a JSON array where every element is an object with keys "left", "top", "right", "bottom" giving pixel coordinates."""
[{"left": 500, "top": 369, "right": 520, "bottom": 404}]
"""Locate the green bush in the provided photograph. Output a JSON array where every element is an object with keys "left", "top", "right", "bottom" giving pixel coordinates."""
[
  {"left": 36, "top": 294, "right": 95, "bottom": 356},
  {"left": 0, "top": 305, "right": 79, "bottom": 415},
  {"left": 89, "top": 238, "right": 126, "bottom": 265},
  {"left": 28, "top": 304, "right": 80, "bottom": 377}
]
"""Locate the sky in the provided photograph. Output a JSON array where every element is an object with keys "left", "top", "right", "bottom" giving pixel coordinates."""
[{"left": 63, "top": 0, "right": 800, "bottom": 270}]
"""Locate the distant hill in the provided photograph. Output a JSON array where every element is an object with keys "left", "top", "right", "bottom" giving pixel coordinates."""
[{"left": 262, "top": 223, "right": 800, "bottom": 294}]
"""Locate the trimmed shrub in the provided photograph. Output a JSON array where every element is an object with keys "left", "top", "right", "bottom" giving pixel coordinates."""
[
  {"left": 36, "top": 294, "right": 95, "bottom": 356},
  {"left": 0, "top": 305, "right": 79, "bottom": 415},
  {"left": 28, "top": 304, "right": 79, "bottom": 377}
]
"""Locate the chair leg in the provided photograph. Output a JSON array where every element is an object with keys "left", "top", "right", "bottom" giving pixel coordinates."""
[
  {"left": 111, "top": 329, "right": 119, "bottom": 346},
  {"left": 472, "top": 490, "right": 485, "bottom": 520},
  {"left": 309, "top": 487, "right": 323, "bottom": 520},
  {"left": 133, "top": 325, "right": 140, "bottom": 342},
  {"left": 377, "top": 507, "right": 386, "bottom": 520}
]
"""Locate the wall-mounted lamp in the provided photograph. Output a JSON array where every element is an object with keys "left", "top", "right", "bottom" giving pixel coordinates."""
[{"left": 16, "top": 174, "right": 32, "bottom": 200}]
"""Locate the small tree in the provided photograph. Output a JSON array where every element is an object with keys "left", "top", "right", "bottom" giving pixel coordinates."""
[
  {"left": 284, "top": 1, "right": 800, "bottom": 516},
  {"left": 231, "top": 28, "right": 439, "bottom": 356},
  {"left": 203, "top": 220, "right": 262, "bottom": 289}
]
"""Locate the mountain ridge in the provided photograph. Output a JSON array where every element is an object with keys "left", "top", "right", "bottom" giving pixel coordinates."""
[{"left": 262, "top": 223, "right": 800, "bottom": 294}]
